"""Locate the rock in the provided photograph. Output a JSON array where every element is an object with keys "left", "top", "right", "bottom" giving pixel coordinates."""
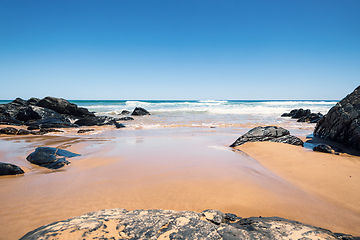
[
  {"left": 77, "top": 129, "right": 94, "bottom": 134},
  {"left": 115, "top": 122, "right": 126, "bottom": 128},
  {"left": 26, "top": 118, "right": 76, "bottom": 130},
  {"left": 230, "top": 126, "right": 304, "bottom": 147},
  {"left": 0, "top": 162, "right": 24, "bottom": 176},
  {"left": 26, "top": 147, "right": 80, "bottom": 169},
  {"left": 20, "top": 208, "right": 356, "bottom": 240},
  {"left": 313, "top": 144, "right": 343, "bottom": 155},
  {"left": 26, "top": 97, "right": 40, "bottom": 105},
  {"left": 0, "top": 127, "right": 19, "bottom": 135},
  {"left": 74, "top": 116, "right": 117, "bottom": 126},
  {"left": 297, "top": 112, "right": 324, "bottom": 123},
  {"left": 291, "top": 108, "right": 311, "bottom": 119},
  {"left": 131, "top": 107, "right": 150, "bottom": 116},
  {"left": 314, "top": 85, "right": 360, "bottom": 150},
  {"left": 118, "top": 116, "right": 134, "bottom": 121},
  {"left": 121, "top": 110, "right": 131, "bottom": 115}
]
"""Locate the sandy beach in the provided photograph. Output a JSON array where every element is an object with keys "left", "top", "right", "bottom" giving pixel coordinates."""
[{"left": 0, "top": 126, "right": 359, "bottom": 239}]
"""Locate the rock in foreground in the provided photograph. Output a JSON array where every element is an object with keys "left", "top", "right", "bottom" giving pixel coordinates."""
[
  {"left": 230, "top": 126, "right": 304, "bottom": 147},
  {"left": 0, "top": 162, "right": 24, "bottom": 176},
  {"left": 20, "top": 208, "right": 356, "bottom": 240},
  {"left": 314, "top": 85, "right": 360, "bottom": 150},
  {"left": 26, "top": 147, "right": 80, "bottom": 169}
]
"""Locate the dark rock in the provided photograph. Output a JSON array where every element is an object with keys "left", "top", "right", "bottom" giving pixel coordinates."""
[
  {"left": 121, "top": 110, "right": 131, "bottom": 115},
  {"left": 74, "top": 116, "right": 117, "bottom": 126},
  {"left": 313, "top": 144, "right": 343, "bottom": 155},
  {"left": 26, "top": 118, "right": 75, "bottom": 130},
  {"left": 77, "top": 129, "right": 94, "bottom": 134},
  {"left": 26, "top": 97, "right": 40, "bottom": 105},
  {"left": 297, "top": 112, "right": 324, "bottom": 123},
  {"left": 11, "top": 97, "right": 27, "bottom": 106},
  {"left": 17, "top": 129, "right": 33, "bottom": 135},
  {"left": 314, "top": 85, "right": 360, "bottom": 150},
  {"left": 115, "top": 122, "right": 126, "bottom": 128},
  {"left": 230, "top": 126, "right": 304, "bottom": 147},
  {"left": 118, "top": 116, "right": 134, "bottom": 121},
  {"left": 0, "top": 127, "right": 19, "bottom": 135},
  {"left": 36, "top": 96, "right": 94, "bottom": 117},
  {"left": 0, "top": 162, "right": 24, "bottom": 176},
  {"left": 291, "top": 108, "right": 311, "bottom": 119},
  {"left": 26, "top": 147, "right": 80, "bottom": 169},
  {"left": 131, "top": 107, "right": 150, "bottom": 116},
  {"left": 20, "top": 208, "right": 357, "bottom": 240}
]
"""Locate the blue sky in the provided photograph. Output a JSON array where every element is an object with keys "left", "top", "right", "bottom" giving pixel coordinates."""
[{"left": 0, "top": 0, "right": 359, "bottom": 100}]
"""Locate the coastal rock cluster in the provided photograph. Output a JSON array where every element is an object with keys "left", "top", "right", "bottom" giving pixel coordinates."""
[
  {"left": 314, "top": 85, "right": 360, "bottom": 150},
  {"left": 0, "top": 96, "right": 150, "bottom": 134},
  {"left": 229, "top": 126, "right": 303, "bottom": 147},
  {"left": 20, "top": 208, "right": 356, "bottom": 240},
  {"left": 281, "top": 108, "right": 323, "bottom": 123}
]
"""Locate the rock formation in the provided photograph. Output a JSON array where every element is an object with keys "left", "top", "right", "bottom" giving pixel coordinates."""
[
  {"left": 281, "top": 109, "right": 323, "bottom": 123},
  {"left": 314, "top": 85, "right": 360, "bottom": 150},
  {"left": 230, "top": 126, "right": 304, "bottom": 147},
  {"left": 0, "top": 162, "right": 24, "bottom": 176},
  {"left": 132, "top": 107, "right": 150, "bottom": 116},
  {"left": 20, "top": 208, "right": 357, "bottom": 239},
  {"left": 26, "top": 147, "right": 80, "bottom": 169}
]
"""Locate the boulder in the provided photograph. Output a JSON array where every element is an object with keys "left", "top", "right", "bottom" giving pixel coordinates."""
[
  {"left": 313, "top": 144, "right": 343, "bottom": 155},
  {"left": 0, "top": 127, "right": 19, "bottom": 135},
  {"left": 115, "top": 122, "right": 126, "bottom": 128},
  {"left": 20, "top": 208, "right": 356, "bottom": 240},
  {"left": 74, "top": 116, "right": 117, "bottom": 126},
  {"left": 26, "top": 118, "right": 76, "bottom": 130},
  {"left": 26, "top": 147, "right": 80, "bottom": 169},
  {"left": 314, "top": 85, "right": 360, "bottom": 150},
  {"left": 297, "top": 112, "right": 324, "bottom": 123},
  {"left": 121, "top": 110, "right": 131, "bottom": 115},
  {"left": 0, "top": 162, "right": 24, "bottom": 176},
  {"left": 131, "top": 107, "right": 150, "bottom": 116},
  {"left": 230, "top": 126, "right": 304, "bottom": 147},
  {"left": 118, "top": 116, "right": 134, "bottom": 121}
]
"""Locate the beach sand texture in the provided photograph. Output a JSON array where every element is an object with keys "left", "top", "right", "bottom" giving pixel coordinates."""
[{"left": 0, "top": 127, "right": 360, "bottom": 239}]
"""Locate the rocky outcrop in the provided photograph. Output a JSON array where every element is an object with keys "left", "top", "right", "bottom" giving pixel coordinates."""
[
  {"left": 0, "top": 97, "right": 132, "bottom": 131},
  {"left": 230, "top": 126, "right": 304, "bottom": 147},
  {"left": 26, "top": 147, "right": 80, "bottom": 169},
  {"left": 132, "top": 107, "right": 150, "bottom": 116},
  {"left": 281, "top": 109, "right": 323, "bottom": 123},
  {"left": 314, "top": 86, "right": 360, "bottom": 150},
  {"left": 0, "top": 162, "right": 24, "bottom": 176},
  {"left": 20, "top": 208, "right": 357, "bottom": 240}
]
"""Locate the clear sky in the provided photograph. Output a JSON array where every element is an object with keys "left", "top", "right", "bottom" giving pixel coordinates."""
[{"left": 0, "top": 0, "right": 359, "bottom": 100}]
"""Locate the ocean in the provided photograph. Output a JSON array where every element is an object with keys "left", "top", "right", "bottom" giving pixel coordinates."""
[
  {"left": 70, "top": 100, "right": 336, "bottom": 130},
  {"left": 0, "top": 99, "right": 337, "bottom": 130}
]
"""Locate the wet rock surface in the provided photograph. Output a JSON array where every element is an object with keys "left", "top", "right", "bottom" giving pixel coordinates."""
[
  {"left": 20, "top": 208, "right": 358, "bottom": 240},
  {"left": 0, "top": 162, "right": 24, "bottom": 176},
  {"left": 230, "top": 126, "right": 304, "bottom": 147},
  {"left": 314, "top": 85, "right": 360, "bottom": 150},
  {"left": 0, "top": 97, "right": 150, "bottom": 132},
  {"left": 26, "top": 147, "right": 80, "bottom": 169}
]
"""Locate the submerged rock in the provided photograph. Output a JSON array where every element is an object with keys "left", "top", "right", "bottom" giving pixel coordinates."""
[
  {"left": 230, "top": 126, "right": 304, "bottom": 147},
  {"left": 314, "top": 85, "right": 360, "bottom": 150},
  {"left": 77, "top": 129, "right": 94, "bottom": 134},
  {"left": 20, "top": 208, "right": 356, "bottom": 240},
  {"left": 131, "top": 107, "right": 150, "bottom": 116},
  {"left": 0, "top": 162, "right": 24, "bottom": 176},
  {"left": 26, "top": 147, "right": 80, "bottom": 169}
]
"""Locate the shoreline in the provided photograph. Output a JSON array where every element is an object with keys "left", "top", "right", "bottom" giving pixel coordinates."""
[{"left": 1, "top": 126, "right": 360, "bottom": 238}]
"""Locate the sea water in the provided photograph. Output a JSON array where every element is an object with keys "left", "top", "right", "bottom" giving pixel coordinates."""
[
  {"left": 70, "top": 100, "right": 337, "bottom": 130},
  {"left": 0, "top": 99, "right": 337, "bottom": 130}
]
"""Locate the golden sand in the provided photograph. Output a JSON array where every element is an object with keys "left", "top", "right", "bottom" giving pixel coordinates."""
[{"left": 0, "top": 128, "right": 360, "bottom": 239}]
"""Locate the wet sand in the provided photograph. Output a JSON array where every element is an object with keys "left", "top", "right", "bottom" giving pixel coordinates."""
[{"left": 0, "top": 127, "right": 360, "bottom": 239}]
